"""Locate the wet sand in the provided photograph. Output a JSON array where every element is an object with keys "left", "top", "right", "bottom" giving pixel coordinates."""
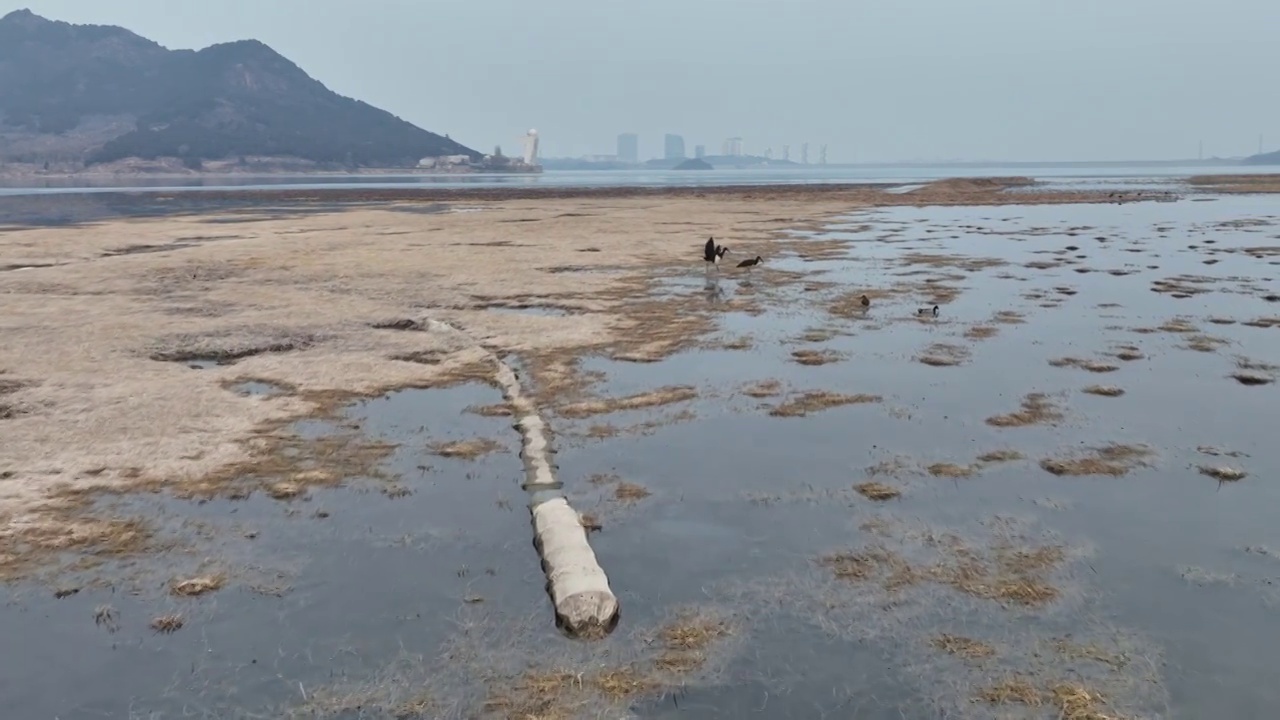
[{"left": 2, "top": 177, "right": 1279, "bottom": 718}]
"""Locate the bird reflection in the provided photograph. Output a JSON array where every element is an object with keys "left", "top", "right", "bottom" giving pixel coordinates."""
[{"left": 704, "top": 274, "right": 725, "bottom": 303}]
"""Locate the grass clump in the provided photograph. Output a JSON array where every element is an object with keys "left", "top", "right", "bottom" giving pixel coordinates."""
[
  {"left": 927, "top": 463, "right": 978, "bottom": 478},
  {"left": 986, "top": 393, "right": 1063, "bottom": 427},
  {"left": 740, "top": 379, "right": 782, "bottom": 398},
  {"left": 150, "top": 614, "right": 184, "bottom": 634},
  {"left": 1082, "top": 385, "right": 1125, "bottom": 397},
  {"left": 558, "top": 386, "right": 697, "bottom": 419},
  {"left": 790, "top": 348, "right": 845, "bottom": 366},
  {"left": 1049, "top": 357, "right": 1120, "bottom": 373},
  {"left": 768, "top": 391, "right": 881, "bottom": 418},
  {"left": 1199, "top": 466, "right": 1247, "bottom": 482},
  {"left": 170, "top": 573, "right": 226, "bottom": 597},
  {"left": 977, "top": 449, "right": 1024, "bottom": 463},
  {"left": 916, "top": 343, "right": 971, "bottom": 367},
  {"left": 931, "top": 634, "right": 996, "bottom": 659},
  {"left": 1039, "top": 444, "right": 1153, "bottom": 477},
  {"left": 614, "top": 482, "right": 652, "bottom": 501},
  {"left": 854, "top": 481, "right": 901, "bottom": 501},
  {"left": 429, "top": 437, "right": 503, "bottom": 460}
]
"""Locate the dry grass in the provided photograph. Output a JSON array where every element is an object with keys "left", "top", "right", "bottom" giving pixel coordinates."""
[
  {"left": 1111, "top": 345, "right": 1145, "bottom": 362},
  {"left": 1049, "top": 357, "right": 1120, "bottom": 373},
  {"left": 464, "top": 403, "right": 512, "bottom": 418},
  {"left": 150, "top": 613, "right": 184, "bottom": 634},
  {"left": 854, "top": 481, "right": 901, "bottom": 501},
  {"left": 1199, "top": 466, "right": 1247, "bottom": 482},
  {"left": 170, "top": 573, "right": 226, "bottom": 597},
  {"left": 768, "top": 390, "right": 882, "bottom": 417},
  {"left": 1082, "top": 385, "right": 1125, "bottom": 397},
  {"left": 976, "top": 676, "right": 1043, "bottom": 705},
  {"left": 993, "top": 310, "right": 1026, "bottom": 324},
  {"left": 480, "top": 610, "right": 733, "bottom": 719},
  {"left": 977, "top": 449, "right": 1025, "bottom": 463},
  {"left": 429, "top": 437, "right": 503, "bottom": 460},
  {"left": 820, "top": 537, "right": 1066, "bottom": 607},
  {"left": 1039, "top": 444, "right": 1154, "bottom": 477},
  {"left": 986, "top": 393, "right": 1063, "bottom": 427},
  {"left": 790, "top": 348, "right": 845, "bottom": 366},
  {"left": 978, "top": 677, "right": 1129, "bottom": 718},
  {"left": 740, "top": 379, "right": 783, "bottom": 398},
  {"left": 1182, "top": 334, "right": 1229, "bottom": 353},
  {"left": 916, "top": 343, "right": 971, "bottom": 367},
  {"left": 932, "top": 634, "right": 996, "bottom": 659},
  {"left": 927, "top": 463, "right": 978, "bottom": 478},
  {"left": 557, "top": 385, "right": 697, "bottom": 419},
  {"left": 964, "top": 325, "right": 1000, "bottom": 340},
  {"left": 614, "top": 482, "right": 652, "bottom": 501},
  {"left": 0, "top": 513, "right": 159, "bottom": 583},
  {"left": 1231, "top": 371, "right": 1275, "bottom": 386}
]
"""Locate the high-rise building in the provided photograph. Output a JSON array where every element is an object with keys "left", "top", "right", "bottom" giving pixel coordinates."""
[
  {"left": 616, "top": 133, "right": 639, "bottom": 164},
  {"left": 801, "top": 143, "right": 809, "bottom": 164},
  {"left": 694, "top": 145, "right": 706, "bottom": 159},
  {"left": 722, "top": 137, "right": 743, "bottom": 157},
  {"left": 663, "top": 134, "right": 686, "bottom": 160}
]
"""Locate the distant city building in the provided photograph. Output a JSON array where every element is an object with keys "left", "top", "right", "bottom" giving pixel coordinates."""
[
  {"left": 722, "top": 137, "right": 744, "bottom": 157},
  {"left": 664, "top": 134, "right": 686, "bottom": 160},
  {"left": 819, "top": 144, "right": 827, "bottom": 165},
  {"left": 764, "top": 147, "right": 773, "bottom": 160},
  {"left": 616, "top": 133, "right": 639, "bottom": 164},
  {"left": 801, "top": 143, "right": 809, "bottom": 165},
  {"left": 694, "top": 145, "right": 706, "bottom": 159},
  {"left": 782, "top": 145, "right": 790, "bottom": 162}
]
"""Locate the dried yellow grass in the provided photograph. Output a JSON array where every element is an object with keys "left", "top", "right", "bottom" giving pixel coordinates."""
[
  {"left": 740, "top": 379, "right": 783, "bottom": 398},
  {"left": 768, "top": 391, "right": 881, "bottom": 417},
  {"left": 790, "top": 348, "right": 845, "bottom": 366},
  {"left": 986, "top": 393, "right": 1063, "bottom": 427},
  {"left": 927, "top": 463, "right": 978, "bottom": 478},
  {"left": 429, "top": 437, "right": 503, "bottom": 460},
  {"left": 854, "top": 481, "right": 901, "bottom": 501},
  {"left": 1039, "top": 444, "right": 1154, "bottom": 477},
  {"left": 170, "top": 573, "right": 225, "bottom": 597},
  {"left": 150, "top": 613, "right": 184, "bottom": 634},
  {"left": 977, "top": 449, "right": 1024, "bottom": 463},
  {"left": 1049, "top": 357, "right": 1120, "bottom": 373},
  {"left": 916, "top": 343, "right": 971, "bottom": 367},
  {"left": 558, "top": 386, "right": 697, "bottom": 419},
  {"left": 1082, "top": 385, "right": 1125, "bottom": 397},
  {"left": 932, "top": 634, "right": 996, "bottom": 659}
]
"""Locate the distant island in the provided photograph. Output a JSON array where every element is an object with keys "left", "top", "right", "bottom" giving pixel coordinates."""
[
  {"left": 673, "top": 158, "right": 712, "bottom": 170},
  {"left": 1242, "top": 150, "right": 1280, "bottom": 166},
  {"left": 0, "top": 9, "right": 525, "bottom": 177}
]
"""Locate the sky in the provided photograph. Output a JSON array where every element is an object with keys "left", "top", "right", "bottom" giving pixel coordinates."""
[{"left": 4, "top": 0, "right": 1279, "bottom": 163}]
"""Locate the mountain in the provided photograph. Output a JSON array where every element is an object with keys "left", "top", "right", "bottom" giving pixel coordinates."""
[
  {"left": 1242, "top": 150, "right": 1280, "bottom": 166},
  {"left": 0, "top": 9, "right": 478, "bottom": 170}
]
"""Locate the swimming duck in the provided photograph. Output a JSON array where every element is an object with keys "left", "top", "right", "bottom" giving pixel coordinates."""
[
  {"left": 860, "top": 294, "right": 870, "bottom": 308},
  {"left": 917, "top": 305, "right": 939, "bottom": 317}
]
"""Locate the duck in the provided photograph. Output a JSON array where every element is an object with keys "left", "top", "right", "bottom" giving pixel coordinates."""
[
  {"left": 860, "top": 294, "right": 870, "bottom": 308},
  {"left": 917, "top": 305, "right": 939, "bottom": 317},
  {"left": 703, "top": 237, "right": 729, "bottom": 267},
  {"left": 737, "top": 255, "right": 763, "bottom": 268}
]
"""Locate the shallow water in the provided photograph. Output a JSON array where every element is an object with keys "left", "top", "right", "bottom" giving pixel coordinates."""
[{"left": 4, "top": 195, "right": 1280, "bottom": 718}]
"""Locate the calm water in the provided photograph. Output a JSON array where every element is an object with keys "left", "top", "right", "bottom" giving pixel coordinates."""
[
  {"left": 0, "top": 163, "right": 1276, "bottom": 197},
  {"left": 2, "top": 195, "right": 1279, "bottom": 718}
]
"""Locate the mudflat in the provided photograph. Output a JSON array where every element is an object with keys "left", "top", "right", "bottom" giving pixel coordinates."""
[{"left": 0, "top": 177, "right": 1091, "bottom": 550}]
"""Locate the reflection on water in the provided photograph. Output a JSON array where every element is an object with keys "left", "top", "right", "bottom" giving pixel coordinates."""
[{"left": 3, "top": 195, "right": 1280, "bottom": 718}]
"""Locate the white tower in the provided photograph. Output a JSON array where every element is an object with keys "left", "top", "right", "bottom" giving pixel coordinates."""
[
  {"left": 522, "top": 129, "right": 539, "bottom": 166},
  {"left": 819, "top": 144, "right": 827, "bottom": 165}
]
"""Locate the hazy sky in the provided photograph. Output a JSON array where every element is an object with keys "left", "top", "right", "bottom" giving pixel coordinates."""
[{"left": 5, "top": 0, "right": 1279, "bottom": 163}]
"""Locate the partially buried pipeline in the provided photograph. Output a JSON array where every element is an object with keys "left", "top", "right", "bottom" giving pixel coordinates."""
[{"left": 423, "top": 318, "right": 620, "bottom": 638}]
